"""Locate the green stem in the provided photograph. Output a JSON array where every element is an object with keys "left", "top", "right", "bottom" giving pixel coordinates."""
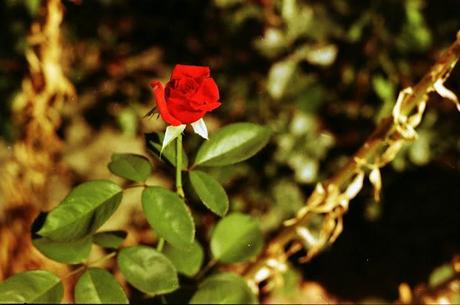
[
  {"left": 195, "top": 258, "right": 217, "bottom": 280},
  {"left": 156, "top": 237, "right": 165, "bottom": 252},
  {"left": 176, "top": 133, "right": 185, "bottom": 199},
  {"left": 124, "top": 183, "right": 147, "bottom": 190},
  {"left": 65, "top": 251, "right": 117, "bottom": 279},
  {"left": 157, "top": 133, "right": 185, "bottom": 253}
]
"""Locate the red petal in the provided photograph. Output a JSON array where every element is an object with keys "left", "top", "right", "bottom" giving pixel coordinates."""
[
  {"left": 167, "top": 97, "right": 206, "bottom": 124},
  {"left": 188, "top": 78, "right": 221, "bottom": 111},
  {"left": 150, "top": 81, "right": 182, "bottom": 126},
  {"left": 171, "top": 65, "right": 210, "bottom": 80},
  {"left": 195, "top": 78, "right": 220, "bottom": 103},
  {"left": 191, "top": 100, "right": 221, "bottom": 112}
]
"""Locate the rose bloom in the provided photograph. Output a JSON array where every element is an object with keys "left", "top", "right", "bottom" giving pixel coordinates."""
[{"left": 150, "top": 65, "right": 221, "bottom": 127}]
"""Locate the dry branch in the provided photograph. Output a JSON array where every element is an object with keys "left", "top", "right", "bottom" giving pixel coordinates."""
[
  {"left": 0, "top": 0, "right": 74, "bottom": 292},
  {"left": 243, "top": 31, "right": 460, "bottom": 294},
  {"left": 0, "top": 0, "right": 75, "bottom": 209}
]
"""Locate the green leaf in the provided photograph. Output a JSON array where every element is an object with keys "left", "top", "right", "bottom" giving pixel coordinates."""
[
  {"left": 74, "top": 268, "right": 128, "bottom": 304},
  {"left": 267, "top": 59, "right": 298, "bottom": 99},
  {"left": 189, "top": 171, "right": 229, "bottom": 216},
  {"left": 194, "top": 123, "right": 271, "bottom": 167},
  {"left": 163, "top": 241, "right": 204, "bottom": 277},
  {"left": 37, "top": 180, "right": 123, "bottom": 241},
  {"left": 372, "top": 75, "right": 395, "bottom": 103},
  {"left": 118, "top": 246, "right": 178, "bottom": 295},
  {"left": 108, "top": 153, "right": 152, "bottom": 182},
  {"left": 32, "top": 235, "right": 92, "bottom": 264},
  {"left": 145, "top": 132, "right": 188, "bottom": 170},
  {"left": 142, "top": 186, "right": 194, "bottom": 250},
  {"left": 190, "top": 272, "right": 258, "bottom": 304},
  {"left": 93, "top": 230, "right": 127, "bottom": 249},
  {"left": 0, "top": 270, "right": 63, "bottom": 303},
  {"left": 211, "top": 213, "right": 263, "bottom": 263}
]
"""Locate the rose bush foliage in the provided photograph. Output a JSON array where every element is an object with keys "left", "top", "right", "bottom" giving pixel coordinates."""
[{"left": 0, "top": 65, "right": 271, "bottom": 304}]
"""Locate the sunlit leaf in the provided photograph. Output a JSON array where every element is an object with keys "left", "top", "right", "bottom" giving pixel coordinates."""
[
  {"left": 75, "top": 268, "right": 128, "bottom": 304},
  {"left": 282, "top": 0, "right": 313, "bottom": 42},
  {"left": 190, "top": 272, "right": 257, "bottom": 304},
  {"left": 373, "top": 75, "right": 395, "bottom": 103},
  {"left": 116, "top": 107, "right": 138, "bottom": 137},
  {"left": 189, "top": 170, "right": 229, "bottom": 216},
  {"left": 194, "top": 123, "right": 271, "bottom": 167},
  {"left": 93, "top": 230, "right": 127, "bottom": 249},
  {"left": 302, "top": 44, "right": 338, "bottom": 66},
  {"left": 428, "top": 263, "right": 454, "bottom": 288},
  {"left": 267, "top": 59, "right": 297, "bottom": 99},
  {"left": 37, "top": 180, "right": 123, "bottom": 241},
  {"left": 164, "top": 241, "right": 204, "bottom": 277},
  {"left": 211, "top": 213, "right": 263, "bottom": 263},
  {"left": 374, "top": 74, "right": 396, "bottom": 120},
  {"left": 108, "top": 153, "right": 152, "bottom": 182},
  {"left": 142, "top": 186, "right": 194, "bottom": 249},
  {"left": 118, "top": 246, "right": 178, "bottom": 295},
  {"left": 32, "top": 235, "right": 92, "bottom": 264},
  {"left": 254, "top": 28, "right": 287, "bottom": 58},
  {"left": 0, "top": 270, "right": 63, "bottom": 303}
]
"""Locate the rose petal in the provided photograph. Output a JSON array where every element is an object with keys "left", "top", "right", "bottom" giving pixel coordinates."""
[
  {"left": 186, "top": 78, "right": 220, "bottom": 111},
  {"left": 197, "top": 78, "right": 220, "bottom": 101},
  {"left": 171, "top": 64, "right": 210, "bottom": 80},
  {"left": 190, "top": 100, "right": 222, "bottom": 112},
  {"left": 167, "top": 97, "right": 206, "bottom": 124},
  {"left": 166, "top": 78, "right": 199, "bottom": 100},
  {"left": 150, "top": 81, "right": 182, "bottom": 126},
  {"left": 166, "top": 87, "right": 220, "bottom": 112}
]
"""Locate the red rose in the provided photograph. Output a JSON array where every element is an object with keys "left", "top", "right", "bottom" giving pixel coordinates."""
[{"left": 150, "top": 65, "right": 221, "bottom": 126}]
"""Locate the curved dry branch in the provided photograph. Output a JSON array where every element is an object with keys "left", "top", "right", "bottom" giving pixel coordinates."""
[
  {"left": 0, "top": 0, "right": 76, "bottom": 208},
  {"left": 243, "top": 31, "right": 460, "bottom": 294},
  {"left": 0, "top": 0, "right": 74, "bottom": 287}
]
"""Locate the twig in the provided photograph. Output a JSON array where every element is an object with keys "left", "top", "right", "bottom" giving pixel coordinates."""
[
  {"left": 195, "top": 259, "right": 218, "bottom": 281},
  {"left": 65, "top": 251, "right": 117, "bottom": 279}
]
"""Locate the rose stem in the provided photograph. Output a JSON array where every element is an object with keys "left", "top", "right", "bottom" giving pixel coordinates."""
[
  {"left": 156, "top": 237, "right": 165, "bottom": 252},
  {"left": 157, "top": 132, "right": 185, "bottom": 253},
  {"left": 175, "top": 133, "right": 185, "bottom": 199}
]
